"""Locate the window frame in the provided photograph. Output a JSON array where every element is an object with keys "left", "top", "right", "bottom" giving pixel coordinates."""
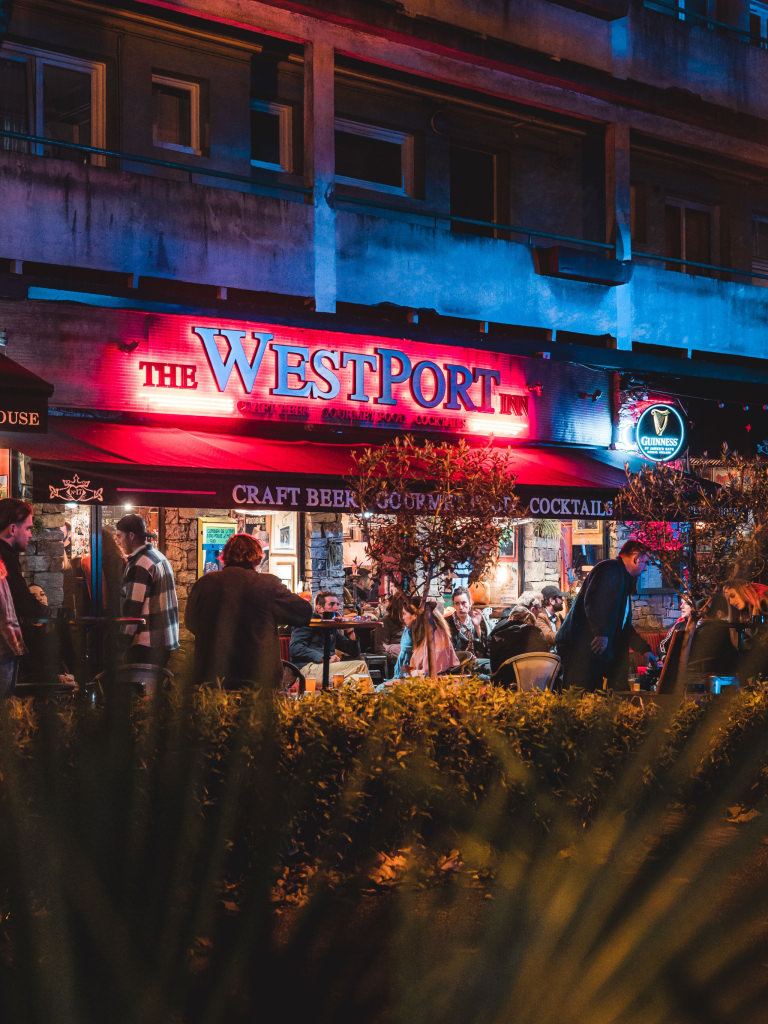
[
  {"left": 151, "top": 72, "right": 201, "bottom": 156},
  {"left": 334, "top": 116, "right": 415, "bottom": 197},
  {"left": 1, "top": 42, "right": 106, "bottom": 165},
  {"left": 750, "top": 1, "right": 768, "bottom": 46},
  {"left": 249, "top": 98, "right": 293, "bottom": 173},
  {"left": 664, "top": 196, "right": 718, "bottom": 274}
]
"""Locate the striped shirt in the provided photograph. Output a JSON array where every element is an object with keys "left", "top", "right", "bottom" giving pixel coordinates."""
[{"left": 120, "top": 543, "right": 179, "bottom": 655}]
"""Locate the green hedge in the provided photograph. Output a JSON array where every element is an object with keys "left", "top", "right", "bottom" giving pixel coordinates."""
[{"left": 2, "top": 682, "right": 768, "bottom": 1024}]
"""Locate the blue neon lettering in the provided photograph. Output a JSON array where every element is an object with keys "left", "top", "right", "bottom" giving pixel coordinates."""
[
  {"left": 410, "top": 361, "right": 446, "bottom": 409},
  {"left": 341, "top": 352, "right": 377, "bottom": 402},
  {"left": 445, "top": 363, "right": 477, "bottom": 411},
  {"left": 194, "top": 327, "right": 271, "bottom": 392},
  {"left": 310, "top": 349, "right": 341, "bottom": 400},
  {"left": 271, "top": 344, "right": 312, "bottom": 398},
  {"left": 375, "top": 347, "right": 411, "bottom": 406}
]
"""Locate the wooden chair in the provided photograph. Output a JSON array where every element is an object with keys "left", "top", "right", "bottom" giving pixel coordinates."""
[{"left": 494, "top": 652, "right": 562, "bottom": 691}]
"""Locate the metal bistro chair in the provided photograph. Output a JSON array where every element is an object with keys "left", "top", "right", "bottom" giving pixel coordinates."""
[{"left": 494, "top": 652, "right": 562, "bottom": 691}]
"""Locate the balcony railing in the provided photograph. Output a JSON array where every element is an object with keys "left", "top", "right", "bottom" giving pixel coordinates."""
[{"left": 0, "top": 129, "right": 312, "bottom": 200}]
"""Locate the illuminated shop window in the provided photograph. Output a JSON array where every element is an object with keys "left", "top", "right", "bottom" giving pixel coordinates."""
[
  {"left": 334, "top": 117, "right": 415, "bottom": 196},
  {"left": 250, "top": 99, "right": 293, "bottom": 172},
  {"left": 0, "top": 43, "right": 105, "bottom": 164},
  {"left": 152, "top": 74, "right": 201, "bottom": 154}
]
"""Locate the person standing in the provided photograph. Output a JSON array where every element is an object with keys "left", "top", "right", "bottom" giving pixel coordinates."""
[
  {"left": 185, "top": 533, "right": 312, "bottom": 689},
  {"left": 533, "top": 585, "right": 566, "bottom": 648},
  {"left": 0, "top": 499, "right": 44, "bottom": 628},
  {"left": 555, "top": 540, "right": 657, "bottom": 691},
  {"left": 115, "top": 514, "right": 179, "bottom": 667},
  {"left": 0, "top": 559, "right": 26, "bottom": 696}
]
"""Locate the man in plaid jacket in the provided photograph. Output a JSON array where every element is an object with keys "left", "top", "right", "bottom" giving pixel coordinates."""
[{"left": 115, "top": 514, "right": 179, "bottom": 667}]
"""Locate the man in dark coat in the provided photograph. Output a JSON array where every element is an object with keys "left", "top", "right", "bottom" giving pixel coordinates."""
[
  {"left": 185, "top": 533, "right": 312, "bottom": 689},
  {"left": 289, "top": 591, "right": 371, "bottom": 684},
  {"left": 555, "top": 539, "right": 657, "bottom": 690}
]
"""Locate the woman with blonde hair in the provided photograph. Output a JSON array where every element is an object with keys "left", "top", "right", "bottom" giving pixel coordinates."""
[
  {"left": 722, "top": 579, "right": 768, "bottom": 620},
  {"left": 723, "top": 578, "right": 768, "bottom": 683}
]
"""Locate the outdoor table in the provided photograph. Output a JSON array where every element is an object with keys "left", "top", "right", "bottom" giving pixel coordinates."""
[{"left": 307, "top": 618, "right": 381, "bottom": 690}]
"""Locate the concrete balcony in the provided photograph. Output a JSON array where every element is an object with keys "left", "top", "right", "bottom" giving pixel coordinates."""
[{"left": 0, "top": 152, "right": 314, "bottom": 297}]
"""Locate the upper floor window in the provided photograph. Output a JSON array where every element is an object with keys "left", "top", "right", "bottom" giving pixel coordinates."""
[
  {"left": 750, "top": 2, "right": 768, "bottom": 46},
  {"left": 752, "top": 217, "right": 768, "bottom": 280},
  {"left": 250, "top": 99, "right": 292, "bottom": 172},
  {"left": 665, "top": 198, "right": 716, "bottom": 273},
  {"left": 450, "top": 145, "right": 501, "bottom": 238},
  {"left": 0, "top": 43, "right": 105, "bottom": 163},
  {"left": 152, "top": 74, "right": 201, "bottom": 154},
  {"left": 334, "top": 117, "right": 415, "bottom": 196},
  {"left": 644, "top": 0, "right": 717, "bottom": 25}
]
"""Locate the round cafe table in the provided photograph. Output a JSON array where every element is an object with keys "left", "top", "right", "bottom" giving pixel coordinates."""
[{"left": 306, "top": 618, "right": 382, "bottom": 690}]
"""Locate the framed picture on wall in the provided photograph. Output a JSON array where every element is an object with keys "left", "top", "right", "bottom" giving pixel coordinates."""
[
  {"left": 272, "top": 511, "right": 296, "bottom": 553},
  {"left": 273, "top": 559, "right": 296, "bottom": 591},
  {"left": 0, "top": 476, "right": 6, "bottom": 500},
  {"left": 571, "top": 519, "right": 604, "bottom": 544}
]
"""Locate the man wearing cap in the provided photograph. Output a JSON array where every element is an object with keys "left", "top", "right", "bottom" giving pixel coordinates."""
[
  {"left": 534, "top": 585, "right": 566, "bottom": 648},
  {"left": 115, "top": 514, "right": 179, "bottom": 667}
]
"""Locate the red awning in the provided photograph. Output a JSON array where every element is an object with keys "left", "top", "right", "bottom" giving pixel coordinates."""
[
  {"left": 1, "top": 419, "right": 640, "bottom": 482},
  {"left": 1, "top": 419, "right": 642, "bottom": 513}
]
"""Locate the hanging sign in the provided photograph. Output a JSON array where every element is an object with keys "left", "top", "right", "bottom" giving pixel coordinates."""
[{"left": 635, "top": 404, "right": 687, "bottom": 462}]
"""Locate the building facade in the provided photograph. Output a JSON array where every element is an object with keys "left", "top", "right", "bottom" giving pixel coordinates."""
[{"left": 3, "top": 0, "right": 768, "bottom": 635}]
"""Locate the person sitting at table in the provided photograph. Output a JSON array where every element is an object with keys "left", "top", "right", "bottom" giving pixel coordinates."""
[
  {"left": 723, "top": 579, "right": 768, "bottom": 683},
  {"left": 447, "top": 587, "right": 490, "bottom": 676},
  {"left": 686, "top": 593, "right": 739, "bottom": 682},
  {"left": 658, "top": 595, "right": 695, "bottom": 660},
  {"left": 289, "top": 591, "right": 371, "bottom": 686},
  {"left": 371, "top": 593, "right": 405, "bottom": 675},
  {"left": 489, "top": 606, "right": 553, "bottom": 681},
  {"left": 390, "top": 597, "right": 459, "bottom": 679}
]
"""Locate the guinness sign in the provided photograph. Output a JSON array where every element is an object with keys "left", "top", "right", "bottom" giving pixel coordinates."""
[{"left": 635, "top": 403, "right": 686, "bottom": 462}]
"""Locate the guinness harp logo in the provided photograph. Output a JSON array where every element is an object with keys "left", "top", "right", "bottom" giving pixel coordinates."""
[
  {"left": 651, "top": 406, "right": 670, "bottom": 436},
  {"left": 636, "top": 404, "right": 686, "bottom": 463}
]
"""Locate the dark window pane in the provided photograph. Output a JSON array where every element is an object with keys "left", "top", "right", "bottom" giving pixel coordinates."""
[
  {"left": 685, "top": 207, "right": 711, "bottom": 264},
  {"left": 153, "top": 81, "right": 191, "bottom": 148},
  {"left": 42, "top": 63, "right": 91, "bottom": 160},
  {"left": 335, "top": 129, "right": 402, "bottom": 188},
  {"left": 251, "top": 108, "right": 281, "bottom": 166},
  {"left": 450, "top": 145, "right": 495, "bottom": 237},
  {"left": 664, "top": 204, "right": 682, "bottom": 265},
  {"left": 753, "top": 220, "right": 768, "bottom": 259},
  {"left": 0, "top": 58, "right": 29, "bottom": 153}
]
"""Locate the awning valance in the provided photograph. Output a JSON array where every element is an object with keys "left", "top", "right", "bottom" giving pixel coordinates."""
[
  {"left": 0, "top": 353, "right": 53, "bottom": 432},
  {"left": 1, "top": 420, "right": 642, "bottom": 517}
]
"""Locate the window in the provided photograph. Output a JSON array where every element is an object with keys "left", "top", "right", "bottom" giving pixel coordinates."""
[
  {"left": 250, "top": 99, "right": 292, "bottom": 172},
  {"left": 644, "top": 0, "right": 716, "bottom": 23},
  {"left": 0, "top": 43, "right": 105, "bottom": 163},
  {"left": 750, "top": 1, "right": 768, "bottom": 45},
  {"left": 334, "top": 117, "right": 414, "bottom": 196},
  {"left": 450, "top": 145, "right": 498, "bottom": 237},
  {"left": 152, "top": 74, "right": 200, "bottom": 154},
  {"left": 664, "top": 199, "right": 715, "bottom": 273},
  {"left": 752, "top": 217, "right": 768, "bottom": 282}
]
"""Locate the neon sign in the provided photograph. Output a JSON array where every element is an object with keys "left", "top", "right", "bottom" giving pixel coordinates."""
[
  {"left": 635, "top": 404, "right": 687, "bottom": 462},
  {"left": 127, "top": 316, "right": 532, "bottom": 437}
]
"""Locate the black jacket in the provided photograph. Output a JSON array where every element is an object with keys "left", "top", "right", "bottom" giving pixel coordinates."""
[
  {"left": 185, "top": 565, "right": 311, "bottom": 688},
  {"left": 555, "top": 556, "right": 650, "bottom": 664},
  {"left": 290, "top": 619, "right": 361, "bottom": 667},
  {"left": 0, "top": 538, "right": 45, "bottom": 627}
]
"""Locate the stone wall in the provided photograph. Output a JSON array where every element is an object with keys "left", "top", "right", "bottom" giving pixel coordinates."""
[
  {"left": 24, "top": 504, "right": 66, "bottom": 609},
  {"left": 306, "top": 511, "right": 345, "bottom": 599},
  {"left": 521, "top": 522, "right": 562, "bottom": 593}
]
